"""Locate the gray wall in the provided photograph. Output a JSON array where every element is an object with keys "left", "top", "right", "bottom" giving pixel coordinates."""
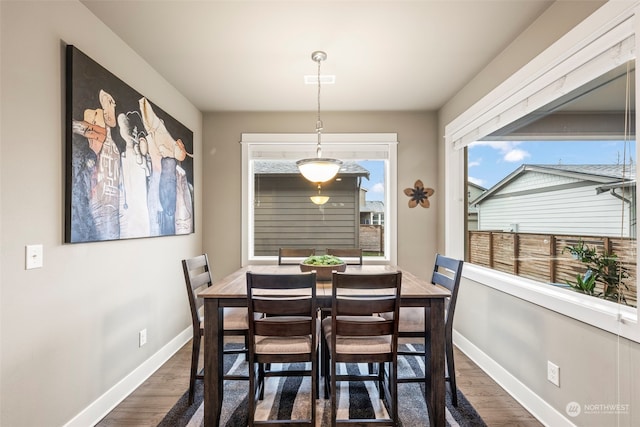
[
  {"left": 0, "top": 1, "right": 202, "bottom": 426},
  {"left": 439, "top": 1, "right": 640, "bottom": 426}
]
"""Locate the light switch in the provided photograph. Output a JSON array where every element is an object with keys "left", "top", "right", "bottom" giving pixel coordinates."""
[{"left": 26, "top": 244, "right": 43, "bottom": 269}]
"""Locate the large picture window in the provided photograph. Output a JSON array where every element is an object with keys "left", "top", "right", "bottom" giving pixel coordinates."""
[
  {"left": 445, "top": 2, "right": 640, "bottom": 342},
  {"left": 467, "top": 62, "right": 636, "bottom": 307},
  {"left": 241, "top": 133, "right": 397, "bottom": 265}
]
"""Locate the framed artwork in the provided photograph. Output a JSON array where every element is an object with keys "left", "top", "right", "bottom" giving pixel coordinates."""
[{"left": 65, "top": 45, "right": 194, "bottom": 243}]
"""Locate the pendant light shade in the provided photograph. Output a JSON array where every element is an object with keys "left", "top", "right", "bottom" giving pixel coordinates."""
[
  {"left": 297, "top": 158, "right": 342, "bottom": 183},
  {"left": 297, "top": 51, "right": 342, "bottom": 183}
]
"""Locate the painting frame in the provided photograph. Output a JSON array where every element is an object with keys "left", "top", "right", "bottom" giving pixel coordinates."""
[{"left": 65, "top": 45, "right": 194, "bottom": 243}]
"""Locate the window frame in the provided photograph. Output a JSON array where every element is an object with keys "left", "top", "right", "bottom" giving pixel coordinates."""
[
  {"left": 444, "top": 1, "right": 640, "bottom": 343},
  {"left": 241, "top": 133, "right": 398, "bottom": 266}
]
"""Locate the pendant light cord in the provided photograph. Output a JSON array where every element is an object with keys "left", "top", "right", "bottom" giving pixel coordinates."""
[{"left": 316, "top": 55, "right": 323, "bottom": 158}]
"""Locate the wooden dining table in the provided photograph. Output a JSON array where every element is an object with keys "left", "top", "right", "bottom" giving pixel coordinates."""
[{"left": 199, "top": 264, "right": 451, "bottom": 427}]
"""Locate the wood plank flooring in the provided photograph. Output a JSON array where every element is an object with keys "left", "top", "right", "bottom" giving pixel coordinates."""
[{"left": 97, "top": 340, "right": 543, "bottom": 426}]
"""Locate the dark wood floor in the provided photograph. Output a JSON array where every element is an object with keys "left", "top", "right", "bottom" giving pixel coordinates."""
[{"left": 97, "top": 340, "right": 543, "bottom": 426}]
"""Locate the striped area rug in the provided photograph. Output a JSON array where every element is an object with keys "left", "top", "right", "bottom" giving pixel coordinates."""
[{"left": 158, "top": 344, "right": 486, "bottom": 426}]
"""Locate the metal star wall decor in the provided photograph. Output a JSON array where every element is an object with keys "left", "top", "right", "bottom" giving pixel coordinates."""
[{"left": 404, "top": 180, "right": 434, "bottom": 208}]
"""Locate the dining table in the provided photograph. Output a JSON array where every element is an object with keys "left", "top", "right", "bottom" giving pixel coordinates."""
[{"left": 199, "top": 264, "right": 451, "bottom": 427}]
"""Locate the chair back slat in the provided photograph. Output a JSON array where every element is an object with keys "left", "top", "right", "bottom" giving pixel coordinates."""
[
  {"left": 335, "top": 296, "right": 396, "bottom": 316},
  {"left": 326, "top": 248, "right": 363, "bottom": 265},
  {"left": 253, "top": 297, "right": 313, "bottom": 316},
  {"left": 255, "top": 318, "right": 313, "bottom": 337},
  {"left": 278, "top": 248, "right": 316, "bottom": 265},
  {"left": 335, "top": 318, "right": 395, "bottom": 337}
]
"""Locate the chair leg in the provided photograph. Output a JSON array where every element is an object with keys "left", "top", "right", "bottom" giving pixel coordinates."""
[
  {"left": 311, "top": 356, "right": 317, "bottom": 425},
  {"left": 315, "top": 350, "right": 320, "bottom": 398},
  {"left": 330, "top": 359, "right": 337, "bottom": 427},
  {"left": 446, "top": 338, "right": 458, "bottom": 406},
  {"left": 244, "top": 334, "right": 249, "bottom": 361},
  {"left": 377, "top": 362, "right": 385, "bottom": 399},
  {"left": 391, "top": 361, "right": 399, "bottom": 425},
  {"left": 248, "top": 359, "right": 256, "bottom": 426},
  {"left": 188, "top": 334, "right": 201, "bottom": 405},
  {"left": 258, "top": 363, "right": 265, "bottom": 400},
  {"left": 322, "top": 337, "right": 330, "bottom": 399}
]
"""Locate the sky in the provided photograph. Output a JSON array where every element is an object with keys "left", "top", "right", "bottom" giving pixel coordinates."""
[
  {"left": 357, "top": 160, "right": 385, "bottom": 201},
  {"left": 467, "top": 140, "right": 635, "bottom": 189},
  {"left": 353, "top": 139, "right": 635, "bottom": 201}
]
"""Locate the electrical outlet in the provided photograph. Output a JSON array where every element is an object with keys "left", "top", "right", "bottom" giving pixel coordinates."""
[
  {"left": 547, "top": 361, "right": 560, "bottom": 387},
  {"left": 139, "top": 329, "right": 147, "bottom": 347}
]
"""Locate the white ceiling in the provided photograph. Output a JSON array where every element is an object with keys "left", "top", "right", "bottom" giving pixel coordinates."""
[{"left": 82, "top": 0, "right": 554, "bottom": 112}]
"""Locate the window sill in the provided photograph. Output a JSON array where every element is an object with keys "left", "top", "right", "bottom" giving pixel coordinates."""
[{"left": 463, "top": 263, "right": 639, "bottom": 343}]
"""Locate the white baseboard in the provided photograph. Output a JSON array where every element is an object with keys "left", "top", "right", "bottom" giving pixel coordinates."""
[
  {"left": 64, "top": 327, "right": 193, "bottom": 427},
  {"left": 453, "top": 330, "right": 576, "bottom": 427}
]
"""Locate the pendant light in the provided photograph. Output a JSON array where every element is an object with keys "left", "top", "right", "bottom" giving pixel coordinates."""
[
  {"left": 310, "top": 184, "right": 330, "bottom": 205},
  {"left": 296, "top": 51, "right": 342, "bottom": 183}
]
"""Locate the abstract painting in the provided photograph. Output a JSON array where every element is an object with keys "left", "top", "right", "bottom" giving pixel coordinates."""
[{"left": 65, "top": 45, "right": 194, "bottom": 243}]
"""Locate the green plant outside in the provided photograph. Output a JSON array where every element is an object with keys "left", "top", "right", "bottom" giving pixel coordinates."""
[{"left": 563, "top": 240, "right": 630, "bottom": 305}]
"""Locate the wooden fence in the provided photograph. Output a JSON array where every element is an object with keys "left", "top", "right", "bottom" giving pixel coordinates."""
[
  {"left": 359, "top": 224, "right": 384, "bottom": 254},
  {"left": 468, "top": 231, "right": 637, "bottom": 307}
]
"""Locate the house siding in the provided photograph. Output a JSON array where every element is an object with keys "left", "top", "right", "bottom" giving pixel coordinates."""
[
  {"left": 477, "top": 172, "right": 631, "bottom": 236},
  {"left": 254, "top": 176, "right": 359, "bottom": 255}
]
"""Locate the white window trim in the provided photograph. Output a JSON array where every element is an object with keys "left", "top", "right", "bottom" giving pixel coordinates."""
[
  {"left": 241, "top": 133, "right": 398, "bottom": 266},
  {"left": 445, "top": 1, "right": 640, "bottom": 343}
]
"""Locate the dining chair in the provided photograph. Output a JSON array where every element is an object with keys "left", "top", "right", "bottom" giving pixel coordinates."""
[
  {"left": 383, "top": 254, "right": 463, "bottom": 406},
  {"left": 322, "top": 271, "right": 402, "bottom": 426},
  {"left": 181, "top": 254, "right": 248, "bottom": 405},
  {"left": 245, "top": 271, "right": 318, "bottom": 426},
  {"left": 278, "top": 247, "right": 316, "bottom": 265},
  {"left": 326, "top": 247, "right": 363, "bottom": 265}
]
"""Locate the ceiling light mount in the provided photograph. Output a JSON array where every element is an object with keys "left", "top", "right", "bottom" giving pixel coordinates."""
[
  {"left": 296, "top": 51, "right": 342, "bottom": 183},
  {"left": 311, "top": 50, "right": 327, "bottom": 63}
]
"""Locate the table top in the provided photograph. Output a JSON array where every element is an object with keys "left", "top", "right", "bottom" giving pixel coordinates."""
[{"left": 199, "top": 264, "right": 451, "bottom": 300}]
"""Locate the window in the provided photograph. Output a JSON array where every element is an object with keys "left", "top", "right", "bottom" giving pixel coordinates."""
[
  {"left": 241, "top": 133, "right": 397, "bottom": 265},
  {"left": 467, "top": 63, "right": 636, "bottom": 307},
  {"left": 445, "top": 2, "right": 640, "bottom": 342}
]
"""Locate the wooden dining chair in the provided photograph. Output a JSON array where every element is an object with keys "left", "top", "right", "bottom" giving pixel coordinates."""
[
  {"left": 322, "top": 271, "right": 402, "bottom": 426},
  {"left": 181, "top": 254, "right": 248, "bottom": 405},
  {"left": 384, "top": 254, "right": 464, "bottom": 406},
  {"left": 278, "top": 247, "right": 316, "bottom": 265},
  {"left": 326, "top": 247, "right": 363, "bottom": 265},
  {"left": 245, "top": 271, "right": 318, "bottom": 426}
]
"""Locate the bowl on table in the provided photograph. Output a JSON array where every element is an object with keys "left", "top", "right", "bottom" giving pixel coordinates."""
[{"left": 299, "top": 255, "right": 347, "bottom": 281}]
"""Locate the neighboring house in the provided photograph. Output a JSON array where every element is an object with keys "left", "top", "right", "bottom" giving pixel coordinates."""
[
  {"left": 467, "top": 182, "right": 486, "bottom": 231},
  {"left": 253, "top": 160, "right": 370, "bottom": 255},
  {"left": 358, "top": 188, "right": 385, "bottom": 253},
  {"left": 359, "top": 188, "right": 385, "bottom": 225},
  {"left": 470, "top": 164, "right": 636, "bottom": 237}
]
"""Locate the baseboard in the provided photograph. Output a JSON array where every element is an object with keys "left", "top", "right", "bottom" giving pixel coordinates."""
[
  {"left": 453, "top": 330, "right": 576, "bottom": 427},
  {"left": 63, "top": 327, "right": 192, "bottom": 427}
]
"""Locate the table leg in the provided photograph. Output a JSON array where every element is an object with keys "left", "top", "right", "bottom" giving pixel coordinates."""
[
  {"left": 204, "top": 298, "right": 224, "bottom": 426},
  {"left": 425, "top": 299, "right": 445, "bottom": 427}
]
